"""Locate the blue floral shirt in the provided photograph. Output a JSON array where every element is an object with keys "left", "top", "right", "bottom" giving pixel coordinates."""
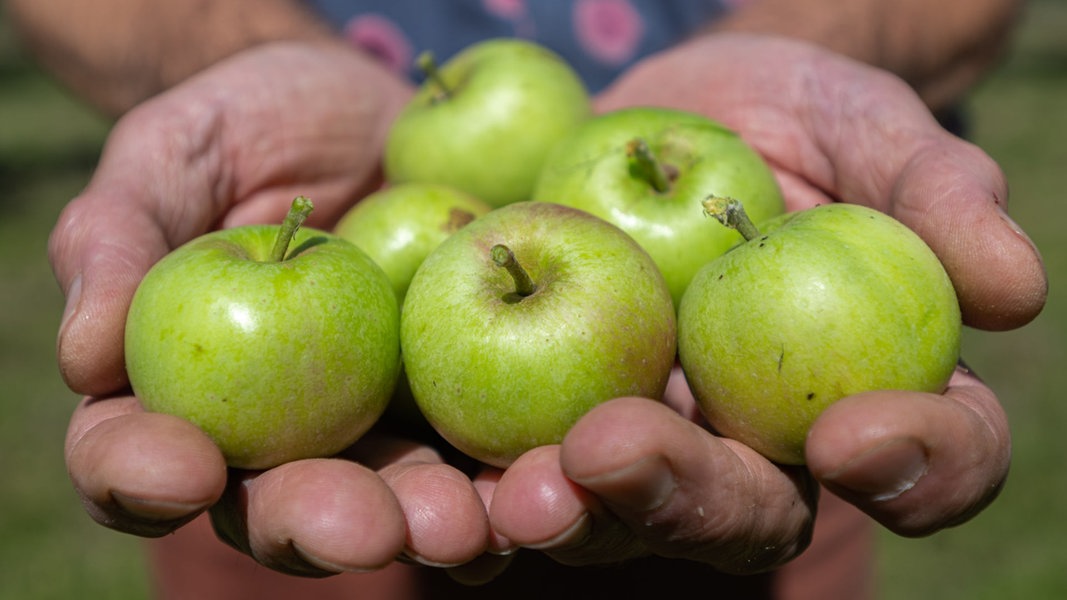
[{"left": 306, "top": 0, "right": 733, "bottom": 91}]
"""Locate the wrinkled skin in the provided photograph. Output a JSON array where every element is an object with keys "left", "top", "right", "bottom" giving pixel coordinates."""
[{"left": 52, "top": 34, "right": 1046, "bottom": 585}]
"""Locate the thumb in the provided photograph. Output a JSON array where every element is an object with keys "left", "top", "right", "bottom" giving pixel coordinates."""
[
  {"left": 50, "top": 200, "right": 165, "bottom": 396},
  {"left": 795, "top": 54, "right": 1047, "bottom": 331},
  {"left": 888, "top": 138, "right": 1047, "bottom": 331},
  {"left": 49, "top": 106, "right": 226, "bottom": 396}
]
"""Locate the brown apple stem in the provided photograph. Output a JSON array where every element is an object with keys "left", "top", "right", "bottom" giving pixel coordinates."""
[
  {"left": 416, "top": 50, "right": 452, "bottom": 101},
  {"left": 270, "top": 196, "right": 314, "bottom": 262},
  {"left": 491, "top": 244, "right": 536, "bottom": 297},
  {"left": 626, "top": 138, "right": 671, "bottom": 193},
  {"left": 702, "top": 195, "right": 761, "bottom": 241}
]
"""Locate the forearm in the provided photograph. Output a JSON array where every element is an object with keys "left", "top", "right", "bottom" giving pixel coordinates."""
[
  {"left": 709, "top": 0, "right": 1024, "bottom": 111},
  {"left": 5, "top": 0, "right": 342, "bottom": 117}
]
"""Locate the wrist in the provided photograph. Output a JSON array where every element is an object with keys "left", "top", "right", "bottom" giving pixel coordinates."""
[
  {"left": 145, "top": 2, "right": 353, "bottom": 116},
  {"left": 699, "top": 0, "right": 1024, "bottom": 113},
  {"left": 8, "top": 0, "right": 348, "bottom": 117}
]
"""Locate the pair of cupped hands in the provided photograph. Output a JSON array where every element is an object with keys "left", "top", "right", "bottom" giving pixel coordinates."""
[{"left": 51, "top": 33, "right": 1046, "bottom": 583}]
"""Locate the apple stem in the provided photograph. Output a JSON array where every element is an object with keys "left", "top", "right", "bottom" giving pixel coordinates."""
[
  {"left": 269, "top": 196, "right": 314, "bottom": 262},
  {"left": 416, "top": 50, "right": 452, "bottom": 101},
  {"left": 626, "top": 138, "right": 671, "bottom": 193},
  {"left": 491, "top": 244, "right": 536, "bottom": 297},
  {"left": 702, "top": 195, "right": 761, "bottom": 241}
]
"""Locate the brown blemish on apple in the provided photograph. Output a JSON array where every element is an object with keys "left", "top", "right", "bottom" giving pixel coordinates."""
[
  {"left": 663, "top": 163, "right": 680, "bottom": 182},
  {"left": 445, "top": 208, "right": 477, "bottom": 233}
]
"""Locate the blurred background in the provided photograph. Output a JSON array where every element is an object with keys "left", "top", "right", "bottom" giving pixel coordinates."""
[{"left": 1, "top": 2, "right": 1063, "bottom": 598}]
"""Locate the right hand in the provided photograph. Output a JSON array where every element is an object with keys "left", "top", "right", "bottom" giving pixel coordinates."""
[
  {"left": 52, "top": 40, "right": 507, "bottom": 576},
  {"left": 486, "top": 32, "right": 1046, "bottom": 573}
]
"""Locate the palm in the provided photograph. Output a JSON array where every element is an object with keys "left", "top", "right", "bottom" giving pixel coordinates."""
[
  {"left": 130, "top": 42, "right": 412, "bottom": 231},
  {"left": 50, "top": 42, "right": 412, "bottom": 396}
]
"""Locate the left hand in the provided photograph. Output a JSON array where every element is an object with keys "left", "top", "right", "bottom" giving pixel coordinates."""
[{"left": 484, "top": 32, "right": 1047, "bottom": 573}]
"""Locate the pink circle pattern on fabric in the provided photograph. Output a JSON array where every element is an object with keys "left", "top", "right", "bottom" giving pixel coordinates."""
[
  {"left": 482, "top": 0, "right": 527, "bottom": 21},
  {"left": 344, "top": 13, "right": 414, "bottom": 74},
  {"left": 573, "top": 0, "right": 644, "bottom": 66}
]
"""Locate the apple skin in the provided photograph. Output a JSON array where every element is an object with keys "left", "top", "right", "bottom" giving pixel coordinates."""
[
  {"left": 532, "top": 106, "right": 785, "bottom": 308},
  {"left": 334, "top": 183, "right": 492, "bottom": 306},
  {"left": 125, "top": 225, "right": 401, "bottom": 470},
  {"left": 400, "top": 201, "right": 677, "bottom": 467},
  {"left": 677, "top": 202, "right": 961, "bottom": 465},
  {"left": 384, "top": 38, "right": 591, "bottom": 208},
  {"left": 334, "top": 182, "right": 491, "bottom": 431}
]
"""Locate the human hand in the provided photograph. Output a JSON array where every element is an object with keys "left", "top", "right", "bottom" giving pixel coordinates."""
[
  {"left": 486, "top": 33, "right": 1047, "bottom": 573},
  {"left": 595, "top": 32, "right": 1045, "bottom": 331},
  {"left": 51, "top": 40, "right": 413, "bottom": 397},
  {"left": 52, "top": 40, "right": 513, "bottom": 576}
]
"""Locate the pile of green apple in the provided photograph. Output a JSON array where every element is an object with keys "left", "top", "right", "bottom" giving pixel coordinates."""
[{"left": 124, "top": 38, "right": 961, "bottom": 471}]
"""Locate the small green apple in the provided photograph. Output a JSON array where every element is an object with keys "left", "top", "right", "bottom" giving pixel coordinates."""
[
  {"left": 384, "top": 39, "right": 592, "bottom": 208},
  {"left": 532, "top": 106, "right": 785, "bottom": 308},
  {"left": 334, "top": 182, "right": 492, "bottom": 306},
  {"left": 400, "top": 201, "right": 677, "bottom": 467},
  {"left": 678, "top": 198, "right": 961, "bottom": 465},
  {"left": 125, "top": 197, "right": 401, "bottom": 470},
  {"left": 334, "top": 182, "right": 492, "bottom": 431}
]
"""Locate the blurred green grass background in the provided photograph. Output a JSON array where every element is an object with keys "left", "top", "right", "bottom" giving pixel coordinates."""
[{"left": 1, "top": 3, "right": 1063, "bottom": 598}]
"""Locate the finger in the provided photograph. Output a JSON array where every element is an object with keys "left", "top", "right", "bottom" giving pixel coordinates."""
[
  {"left": 210, "top": 458, "right": 407, "bottom": 577},
  {"left": 471, "top": 467, "right": 513, "bottom": 555},
  {"left": 559, "top": 398, "right": 818, "bottom": 574},
  {"left": 443, "top": 467, "right": 516, "bottom": 585},
  {"left": 356, "top": 435, "right": 514, "bottom": 582},
  {"left": 377, "top": 458, "right": 491, "bottom": 568},
  {"left": 342, "top": 431, "right": 495, "bottom": 566},
  {"left": 793, "top": 56, "right": 1047, "bottom": 331},
  {"left": 443, "top": 551, "right": 516, "bottom": 587},
  {"left": 48, "top": 103, "right": 229, "bottom": 396},
  {"left": 886, "top": 139, "right": 1047, "bottom": 331},
  {"left": 490, "top": 445, "right": 647, "bottom": 567},
  {"left": 65, "top": 395, "right": 227, "bottom": 537},
  {"left": 806, "top": 366, "right": 1010, "bottom": 536},
  {"left": 493, "top": 366, "right": 722, "bottom": 568}
]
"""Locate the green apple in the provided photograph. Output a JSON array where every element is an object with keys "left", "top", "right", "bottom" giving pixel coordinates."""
[
  {"left": 384, "top": 39, "right": 591, "bottom": 208},
  {"left": 532, "top": 106, "right": 785, "bottom": 308},
  {"left": 334, "top": 182, "right": 492, "bottom": 306},
  {"left": 125, "top": 197, "right": 401, "bottom": 470},
  {"left": 400, "top": 201, "right": 677, "bottom": 467},
  {"left": 334, "top": 182, "right": 492, "bottom": 431},
  {"left": 677, "top": 197, "right": 961, "bottom": 465}
]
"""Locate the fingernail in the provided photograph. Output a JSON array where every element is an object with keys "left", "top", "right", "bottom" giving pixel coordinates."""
[
  {"left": 995, "top": 205, "right": 1041, "bottom": 254},
  {"left": 487, "top": 530, "right": 517, "bottom": 556},
  {"left": 522, "top": 513, "right": 591, "bottom": 550},
  {"left": 400, "top": 552, "right": 467, "bottom": 569},
  {"left": 59, "top": 274, "right": 83, "bottom": 342},
  {"left": 292, "top": 542, "right": 376, "bottom": 574},
  {"left": 111, "top": 491, "right": 209, "bottom": 522},
  {"left": 994, "top": 204, "right": 1024, "bottom": 236},
  {"left": 573, "top": 455, "right": 676, "bottom": 513},
  {"left": 824, "top": 438, "right": 928, "bottom": 502}
]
